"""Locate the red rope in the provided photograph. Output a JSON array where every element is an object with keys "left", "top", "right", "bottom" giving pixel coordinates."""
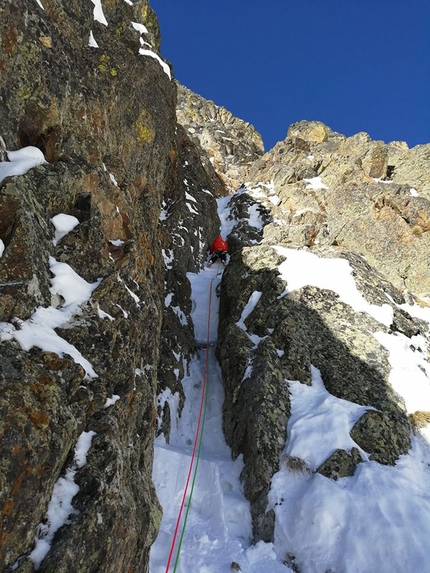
[{"left": 165, "top": 274, "right": 217, "bottom": 572}]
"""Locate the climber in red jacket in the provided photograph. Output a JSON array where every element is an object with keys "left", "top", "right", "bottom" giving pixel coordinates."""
[{"left": 208, "top": 235, "right": 228, "bottom": 267}]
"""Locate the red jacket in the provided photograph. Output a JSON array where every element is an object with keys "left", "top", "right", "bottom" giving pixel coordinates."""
[{"left": 210, "top": 235, "right": 228, "bottom": 253}]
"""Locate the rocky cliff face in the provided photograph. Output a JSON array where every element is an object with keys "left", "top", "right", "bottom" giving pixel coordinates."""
[
  {"left": 248, "top": 121, "right": 430, "bottom": 296},
  {"left": 176, "top": 83, "right": 264, "bottom": 192},
  {"left": 1, "top": 1, "right": 430, "bottom": 570},
  {"left": 0, "top": 2, "right": 219, "bottom": 571}
]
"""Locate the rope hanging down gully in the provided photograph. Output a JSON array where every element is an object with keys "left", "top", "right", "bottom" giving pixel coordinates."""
[{"left": 165, "top": 272, "right": 220, "bottom": 573}]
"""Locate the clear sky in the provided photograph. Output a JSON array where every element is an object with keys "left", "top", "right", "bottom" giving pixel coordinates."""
[{"left": 150, "top": 0, "right": 429, "bottom": 152}]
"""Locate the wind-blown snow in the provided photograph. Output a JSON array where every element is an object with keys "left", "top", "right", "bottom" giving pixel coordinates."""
[
  {"left": 374, "top": 331, "right": 430, "bottom": 413},
  {"left": 172, "top": 305, "right": 188, "bottom": 326},
  {"left": 104, "top": 394, "right": 120, "bottom": 408},
  {"left": 132, "top": 21, "right": 149, "bottom": 34},
  {"left": 269, "top": 433, "right": 430, "bottom": 573},
  {"left": 159, "top": 201, "right": 169, "bottom": 221},
  {"left": 88, "top": 30, "right": 99, "bottom": 48},
  {"left": 217, "top": 194, "right": 236, "bottom": 238},
  {"left": 247, "top": 204, "right": 264, "bottom": 230},
  {"left": 236, "top": 291, "right": 267, "bottom": 348},
  {"left": 162, "top": 248, "right": 174, "bottom": 270},
  {"left": 236, "top": 291, "right": 263, "bottom": 330},
  {"left": 186, "top": 201, "right": 199, "bottom": 215},
  {"left": 304, "top": 176, "right": 328, "bottom": 190},
  {"left": 138, "top": 49, "right": 171, "bottom": 79},
  {"left": 246, "top": 181, "right": 279, "bottom": 206},
  {"left": 49, "top": 258, "right": 99, "bottom": 305},
  {"left": 90, "top": 0, "right": 108, "bottom": 26},
  {"left": 117, "top": 274, "right": 140, "bottom": 306},
  {"left": 0, "top": 258, "right": 100, "bottom": 378},
  {"left": 284, "top": 366, "right": 371, "bottom": 469}
]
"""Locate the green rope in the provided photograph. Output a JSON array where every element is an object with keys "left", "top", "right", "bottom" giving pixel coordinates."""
[{"left": 172, "top": 366, "right": 209, "bottom": 572}]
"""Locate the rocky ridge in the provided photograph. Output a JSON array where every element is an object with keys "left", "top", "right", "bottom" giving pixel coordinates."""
[
  {"left": 247, "top": 121, "right": 430, "bottom": 296},
  {"left": 176, "top": 82, "right": 265, "bottom": 192},
  {"left": 0, "top": 1, "right": 429, "bottom": 570}
]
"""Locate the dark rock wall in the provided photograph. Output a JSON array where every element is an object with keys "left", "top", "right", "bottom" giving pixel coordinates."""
[
  {"left": 216, "top": 195, "right": 424, "bottom": 542},
  {"left": 0, "top": 1, "right": 221, "bottom": 571},
  {"left": 157, "top": 124, "right": 222, "bottom": 435}
]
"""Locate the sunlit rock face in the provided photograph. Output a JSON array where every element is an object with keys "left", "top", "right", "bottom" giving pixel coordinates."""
[
  {"left": 247, "top": 120, "right": 430, "bottom": 296},
  {"left": 176, "top": 82, "right": 265, "bottom": 193}
]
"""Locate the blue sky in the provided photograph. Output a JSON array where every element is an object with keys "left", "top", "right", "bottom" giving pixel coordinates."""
[{"left": 150, "top": 0, "right": 429, "bottom": 152}]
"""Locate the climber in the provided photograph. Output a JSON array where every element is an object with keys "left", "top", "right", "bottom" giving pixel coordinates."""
[{"left": 207, "top": 234, "right": 228, "bottom": 267}]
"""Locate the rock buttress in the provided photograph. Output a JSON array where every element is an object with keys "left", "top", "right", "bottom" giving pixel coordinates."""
[{"left": 0, "top": 1, "right": 176, "bottom": 571}]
